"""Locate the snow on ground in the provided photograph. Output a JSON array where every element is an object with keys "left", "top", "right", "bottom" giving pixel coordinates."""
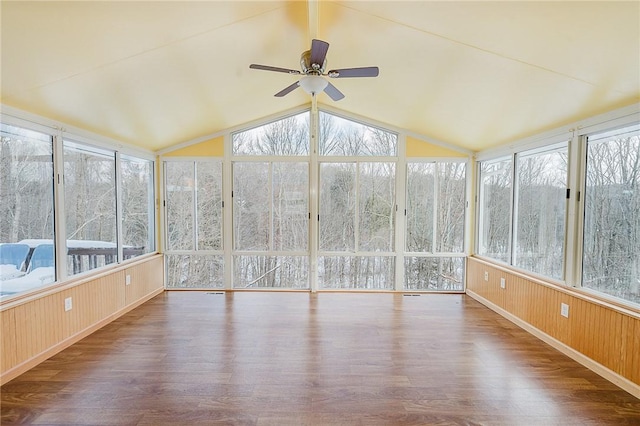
[{"left": 0, "top": 267, "right": 55, "bottom": 295}]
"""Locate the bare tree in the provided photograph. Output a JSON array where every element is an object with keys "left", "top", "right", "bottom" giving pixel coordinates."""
[
  {"left": 0, "top": 127, "right": 54, "bottom": 243},
  {"left": 584, "top": 134, "right": 639, "bottom": 302}
]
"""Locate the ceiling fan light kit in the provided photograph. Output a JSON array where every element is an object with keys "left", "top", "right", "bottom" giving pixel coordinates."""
[
  {"left": 299, "top": 75, "right": 328, "bottom": 95},
  {"left": 250, "top": 39, "right": 379, "bottom": 101}
]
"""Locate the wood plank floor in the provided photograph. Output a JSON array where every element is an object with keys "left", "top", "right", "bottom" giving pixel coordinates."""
[{"left": 1, "top": 292, "right": 639, "bottom": 425}]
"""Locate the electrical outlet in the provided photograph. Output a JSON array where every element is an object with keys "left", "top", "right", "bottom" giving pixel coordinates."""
[
  {"left": 561, "top": 303, "right": 569, "bottom": 318},
  {"left": 126, "top": 274, "right": 131, "bottom": 285},
  {"left": 484, "top": 271, "right": 489, "bottom": 281},
  {"left": 500, "top": 278, "right": 506, "bottom": 289},
  {"left": 64, "top": 297, "right": 72, "bottom": 312}
]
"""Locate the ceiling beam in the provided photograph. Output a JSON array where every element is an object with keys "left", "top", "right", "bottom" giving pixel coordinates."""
[{"left": 307, "top": 0, "right": 319, "bottom": 40}]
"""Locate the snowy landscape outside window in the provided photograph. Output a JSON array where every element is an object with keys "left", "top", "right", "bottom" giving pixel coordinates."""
[
  {"left": 64, "top": 141, "right": 117, "bottom": 275},
  {"left": 405, "top": 161, "right": 466, "bottom": 291},
  {"left": 0, "top": 123, "right": 56, "bottom": 297},
  {"left": 121, "top": 155, "right": 155, "bottom": 260},
  {"left": 478, "top": 157, "right": 512, "bottom": 263},
  {"left": 232, "top": 113, "right": 310, "bottom": 289},
  {"left": 318, "top": 112, "right": 397, "bottom": 289},
  {"left": 513, "top": 145, "right": 568, "bottom": 280},
  {"left": 164, "top": 160, "right": 224, "bottom": 289},
  {"left": 583, "top": 125, "right": 640, "bottom": 304}
]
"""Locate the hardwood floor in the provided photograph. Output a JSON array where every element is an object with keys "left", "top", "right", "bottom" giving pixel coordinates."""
[{"left": 1, "top": 292, "right": 639, "bottom": 425}]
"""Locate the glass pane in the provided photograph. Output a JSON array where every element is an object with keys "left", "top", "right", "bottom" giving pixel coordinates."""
[
  {"left": 166, "top": 254, "right": 224, "bottom": 289},
  {"left": 233, "top": 255, "right": 308, "bottom": 289},
  {"left": 514, "top": 147, "right": 567, "bottom": 279},
  {"left": 406, "top": 163, "right": 435, "bottom": 252},
  {"left": 358, "top": 162, "right": 395, "bottom": 251},
  {"left": 232, "top": 112, "right": 310, "bottom": 156},
  {"left": 121, "top": 155, "right": 154, "bottom": 259},
  {"left": 165, "top": 162, "right": 194, "bottom": 250},
  {"left": 404, "top": 257, "right": 464, "bottom": 291},
  {"left": 233, "top": 162, "right": 269, "bottom": 251},
  {"left": 196, "top": 162, "right": 223, "bottom": 250},
  {"left": 0, "top": 124, "right": 55, "bottom": 297},
  {"left": 436, "top": 163, "right": 466, "bottom": 253},
  {"left": 318, "top": 256, "right": 394, "bottom": 289},
  {"left": 319, "top": 112, "right": 397, "bottom": 156},
  {"left": 583, "top": 126, "right": 640, "bottom": 304},
  {"left": 319, "top": 163, "right": 355, "bottom": 251},
  {"left": 478, "top": 158, "right": 512, "bottom": 262},
  {"left": 64, "top": 141, "right": 116, "bottom": 275},
  {"left": 272, "top": 162, "right": 308, "bottom": 251}
]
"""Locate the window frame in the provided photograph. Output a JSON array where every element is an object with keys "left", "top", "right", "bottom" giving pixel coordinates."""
[
  {"left": 475, "top": 106, "right": 640, "bottom": 307},
  {"left": 230, "top": 112, "right": 312, "bottom": 290},
  {"left": 577, "top": 123, "right": 640, "bottom": 305},
  {"left": 0, "top": 112, "right": 157, "bottom": 301},
  {"left": 476, "top": 155, "right": 514, "bottom": 264},
  {"left": 512, "top": 142, "right": 569, "bottom": 281},
  {"left": 119, "top": 154, "right": 156, "bottom": 259},
  {"left": 163, "top": 158, "right": 224, "bottom": 254},
  {"left": 404, "top": 158, "right": 467, "bottom": 291}
]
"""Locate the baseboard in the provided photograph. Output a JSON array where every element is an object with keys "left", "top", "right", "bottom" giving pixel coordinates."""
[
  {"left": 466, "top": 289, "right": 640, "bottom": 400},
  {"left": 1, "top": 288, "right": 164, "bottom": 385}
]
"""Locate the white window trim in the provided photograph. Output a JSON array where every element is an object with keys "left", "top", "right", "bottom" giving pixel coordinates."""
[{"left": 476, "top": 103, "right": 640, "bottom": 306}]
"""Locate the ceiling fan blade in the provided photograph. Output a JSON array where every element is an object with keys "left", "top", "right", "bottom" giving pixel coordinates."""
[
  {"left": 327, "top": 67, "right": 379, "bottom": 78},
  {"left": 323, "top": 82, "right": 345, "bottom": 101},
  {"left": 310, "top": 39, "right": 330, "bottom": 67},
  {"left": 274, "top": 81, "right": 300, "bottom": 97},
  {"left": 250, "top": 64, "right": 301, "bottom": 75}
]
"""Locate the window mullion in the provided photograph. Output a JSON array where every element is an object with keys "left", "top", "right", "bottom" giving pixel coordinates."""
[
  {"left": 193, "top": 161, "right": 199, "bottom": 251},
  {"left": 565, "top": 134, "right": 584, "bottom": 287},
  {"left": 394, "top": 138, "right": 406, "bottom": 291},
  {"left": 309, "top": 109, "right": 319, "bottom": 292},
  {"left": 508, "top": 154, "right": 516, "bottom": 266},
  {"left": 269, "top": 162, "right": 274, "bottom": 252},
  {"left": 432, "top": 163, "right": 438, "bottom": 254},
  {"left": 354, "top": 161, "right": 360, "bottom": 252},
  {"left": 115, "top": 151, "right": 123, "bottom": 263},
  {"left": 223, "top": 138, "right": 234, "bottom": 289},
  {"left": 53, "top": 133, "right": 68, "bottom": 280}
]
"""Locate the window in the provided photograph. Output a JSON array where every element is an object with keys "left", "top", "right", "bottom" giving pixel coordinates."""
[
  {"left": 318, "top": 162, "right": 396, "bottom": 288},
  {"left": 478, "top": 157, "right": 512, "bottom": 263},
  {"left": 318, "top": 256, "right": 394, "bottom": 290},
  {"left": 477, "top": 145, "right": 568, "bottom": 281},
  {"left": 164, "top": 160, "right": 223, "bottom": 288},
  {"left": 120, "top": 155, "right": 155, "bottom": 259},
  {"left": 318, "top": 162, "right": 396, "bottom": 287},
  {"left": 233, "top": 162, "right": 309, "bottom": 288},
  {"left": 319, "top": 162, "right": 356, "bottom": 252},
  {"left": 64, "top": 141, "right": 117, "bottom": 275},
  {"left": 232, "top": 113, "right": 310, "bottom": 289},
  {"left": 405, "top": 161, "right": 466, "bottom": 290},
  {"left": 1, "top": 116, "right": 156, "bottom": 299},
  {"left": 162, "top": 109, "right": 479, "bottom": 292},
  {"left": 233, "top": 112, "right": 309, "bottom": 156},
  {"left": 514, "top": 145, "right": 568, "bottom": 279},
  {"left": 583, "top": 125, "right": 640, "bottom": 304},
  {"left": 319, "top": 111, "right": 397, "bottom": 156},
  {"left": 318, "top": 112, "right": 397, "bottom": 290},
  {"left": 0, "top": 123, "right": 55, "bottom": 297}
]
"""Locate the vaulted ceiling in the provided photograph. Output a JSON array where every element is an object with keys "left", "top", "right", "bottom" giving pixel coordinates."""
[{"left": 1, "top": 1, "right": 638, "bottom": 153}]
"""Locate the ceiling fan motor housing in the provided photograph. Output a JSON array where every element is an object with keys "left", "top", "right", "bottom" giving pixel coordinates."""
[{"left": 300, "top": 50, "right": 326, "bottom": 75}]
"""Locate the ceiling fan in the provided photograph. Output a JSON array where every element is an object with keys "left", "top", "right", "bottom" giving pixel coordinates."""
[{"left": 249, "top": 39, "right": 379, "bottom": 101}]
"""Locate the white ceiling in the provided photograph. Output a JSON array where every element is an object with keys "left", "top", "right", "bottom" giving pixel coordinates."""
[{"left": 1, "top": 1, "right": 638, "bottom": 153}]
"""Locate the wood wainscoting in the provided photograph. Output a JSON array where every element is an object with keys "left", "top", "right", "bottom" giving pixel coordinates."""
[
  {"left": 0, "top": 254, "right": 164, "bottom": 385},
  {"left": 466, "top": 256, "right": 640, "bottom": 399}
]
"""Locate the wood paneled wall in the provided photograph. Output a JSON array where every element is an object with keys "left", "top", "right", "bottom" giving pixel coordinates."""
[
  {"left": 1, "top": 255, "right": 164, "bottom": 385},
  {"left": 467, "top": 256, "right": 640, "bottom": 397}
]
